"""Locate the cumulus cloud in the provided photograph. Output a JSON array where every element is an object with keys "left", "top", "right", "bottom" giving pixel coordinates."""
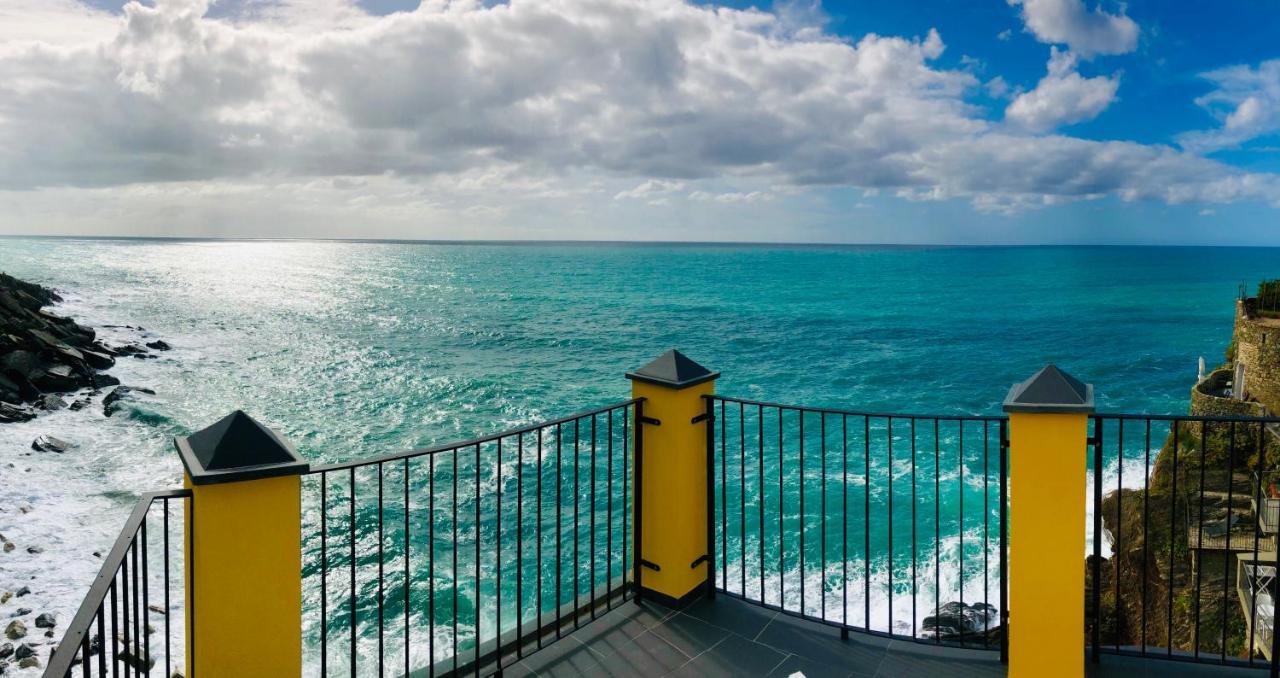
[
  {"left": 1008, "top": 0, "right": 1138, "bottom": 58},
  {"left": 1179, "top": 59, "right": 1280, "bottom": 153},
  {"left": 1005, "top": 48, "right": 1119, "bottom": 131},
  {"left": 0, "top": 0, "right": 1277, "bottom": 237}
]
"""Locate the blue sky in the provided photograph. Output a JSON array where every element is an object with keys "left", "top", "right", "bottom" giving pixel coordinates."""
[{"left": 1, "top": 0, "right": 1278, "bottom": 244}]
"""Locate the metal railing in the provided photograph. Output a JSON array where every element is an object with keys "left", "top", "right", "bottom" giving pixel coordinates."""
[
  {"left": 704, "top": 395, "right": 1008, "bottom": 656},
  {"left": 1089, "top": 413, "right": 1280, "bottom": 676},
  {"left": 45, "top": 489, "right": 193, "bottom": 678},
  {"left": 301, "top": 399, "right": 640, "bottom": 677}
]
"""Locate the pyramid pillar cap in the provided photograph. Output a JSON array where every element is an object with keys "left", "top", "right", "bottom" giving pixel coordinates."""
[
  {"left": 1003, "top": 364, "right": 1095, "bottom": 414},
  {"left": 175, "top": 410, "right": 309, "bottom": 485},
  {"left": 626, "top": 349, "right": 719, "bottom": 389}
]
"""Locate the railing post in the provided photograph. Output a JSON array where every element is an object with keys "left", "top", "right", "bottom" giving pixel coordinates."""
[
  {"left": 1003, "top": 365, "right": 1095, "bottom": 678},
  {"left": 175, "top": 410, "right": 310, "bottom": 677},
  {"left": 626, "top": 349, "right": 719, "bottom": 607}
]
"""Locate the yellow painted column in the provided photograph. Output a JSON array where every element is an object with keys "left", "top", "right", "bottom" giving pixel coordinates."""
[
  {"left": 1003, "top": 366, "right": 1095, "bottom": 678},
  {"left": 176, "top": 410, "right": 310, "bottom": 677},
  {"left": 627, "top": 350, "right": 719, "bottom": 606}
]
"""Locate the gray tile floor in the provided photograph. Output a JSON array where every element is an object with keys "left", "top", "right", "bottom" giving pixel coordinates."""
[{"left": 506, "top": 594, "right": 1273, "bottom": 677}]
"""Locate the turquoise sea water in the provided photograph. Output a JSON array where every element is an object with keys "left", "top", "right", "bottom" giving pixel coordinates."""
[{"left": 0, "top": 239, "right": 1276, "bottom": 674}]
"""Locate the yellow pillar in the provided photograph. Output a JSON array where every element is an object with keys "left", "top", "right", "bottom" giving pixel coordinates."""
[
  {"left": 627, "top": 350, "right": 719, "bottom": 606},
  {"left": 176, "top": 410, "right": 310, "bottom": 677},
  {"left": 1003, "top": 365, "right": 1095, "bottom": 678}
]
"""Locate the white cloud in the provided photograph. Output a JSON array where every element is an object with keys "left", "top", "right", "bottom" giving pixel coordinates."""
[
  {"left": 1008, "top": 0, "right": 1138, "bottom": 58},
  {"left": 1005, "top": 48, "right": 1119, "bottom": 131},
  {"left": 1179, "top": 59, "right": 1280, "bottom": 153},
  {"left": 0, "top": 0, "right": 1276, "bottom": 238}
]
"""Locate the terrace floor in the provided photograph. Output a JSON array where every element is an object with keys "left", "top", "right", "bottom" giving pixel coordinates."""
[{"left": 507, "top": 594, "right": 1272, "bottom": 677}]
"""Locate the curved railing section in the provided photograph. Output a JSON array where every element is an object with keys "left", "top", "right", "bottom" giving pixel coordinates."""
[
  {"left": 705, "top": 395, "right": 1009, "bottom": 656},
  {"left": 45, "top": 489, "right": 193, "bottom": 678},
  {"left": 301, "top": 399, "right": 642, "bottom": 677}
]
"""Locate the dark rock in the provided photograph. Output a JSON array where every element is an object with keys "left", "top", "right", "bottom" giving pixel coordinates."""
[
  {"left": 34, "top": 363, "right": 80, "bottom": 391},
  {"left": 92, "top": 373, "right": 120, "bottom": 388},
  {"left": 103, "top": 386, "right": 155, "bottom": 417},
  {"left": 920, "top": 601, "right": 998, "bottom": 640},
  {"left": 15, "top": 587, "right": 29, "bottom": 598},
  {"left": 39, "top": 394, "right": 66, "bottom": 411},
  {"left": 81, "top": 350, "right": 114, "bottom": 370},
  {"left": 117, "top": 641, "right": 153, "bottom": 672},
  {"left": 145, "top": 340, "right": 171, "bottom": 351},
  {"left": 32, "top": 614, "right": 53, "bottom": 629},
  {"left": 0, "top": 403, "right": 35, "bottom": 423},
  {"left": 0, "top": 351, "right": 38, "bottom": 379},
  {"left": 31, "top": 435, "right": 74, "bottom": 453},
  {"left": 3, "top": 622, "right": 23, "bottom": 641},
  {"left": 0, "top": 642, "right": 10, "bottom": 658},
  {"left": 24, "top": 546, "right": 41, "bottom": 554},
  {"left": 68, "top": 398, "right": 90, "bottom": 411},
  {"left": 111, "top": 344, "right": 148, "bottom": 358},
  {"left": 7, "top": 610, "right": 28, "bottom": 619},
  {"left": 17, "top": 656, "right": 37, "bottom": 669}
]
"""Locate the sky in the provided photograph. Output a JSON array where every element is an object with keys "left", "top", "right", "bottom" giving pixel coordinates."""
[{"left": 0, "top": 0, "right": 1278, "bottom": 244}]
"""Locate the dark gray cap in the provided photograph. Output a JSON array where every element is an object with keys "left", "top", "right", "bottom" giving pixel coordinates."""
[
  {"left": 1003, "top": 365, "right": 1095, "bottom": 414},
  {"left": 175, "top": 410, "right": 309, "bottom": 485},
  {"left": 626, "top": 350, "right": 719, "bottom": 389}
]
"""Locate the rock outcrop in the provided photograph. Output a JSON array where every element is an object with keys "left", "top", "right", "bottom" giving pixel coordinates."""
[{"left": 0, "top": 273, "right": 132, "bottom": 421}]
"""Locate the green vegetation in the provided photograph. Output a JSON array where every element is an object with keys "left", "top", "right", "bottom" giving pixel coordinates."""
[{"left": 1258, "top": 279, "right": 1280, "bottom": 317}]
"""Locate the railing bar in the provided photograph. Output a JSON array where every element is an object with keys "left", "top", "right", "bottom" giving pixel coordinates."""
[
  {"left": 308, "top": 399, "right": 644, "bottom": 473},
  {"left": 80, "top": 622, "right": 89, "bottom": 678},
  {"left": 1249, "top": 424, "right": 1263, "bottom": 666},
  {"left": 913, "top": 418, "right": 919, "bottom": 640},
  {"left": 958, "top": 419, "right": 964, "bottom": 649},
  {"left": 121, "top": 535, "right": 130, "bottom": 678},
  {"left": 164, "top": 495, "right": 171, "bottom": 678},
  {"left": 761, "top": 405, "right": 766, "bottom": 607},
  {"left": 556, "top": 422, "right": 563, "bottom": 633},
  {"left": 1194, "top": 420, "right": 1206, "bottom": 659},
  {"left": 706, "top": 395, "right": 1009, "bottom": 422},
  {"left": 934, "top": 419, "right": 942, "bottom": 645},
  {"left": 842, "top": 414, "right": 849, "bottom": 639},
  {"left": 404, "top": 458, "right": 411, "bottom": 678},
  {"left": 1115, "top": 420, "right": 1123, "bottom": 654},
  {"left": 779, "top": 407, "right": 785, "bottom": 608},
  {"left": 864, "top": 415, "right": 870, "bottom": 631},
  {"left": 800, "top": 410, "right": 806, "bottom": 617},
  {"left": 820, "top": 412, "right": 827, "bottom": 620},
  {"left": 111, "top": 579, "right": 119, "bottom": 678},
  {"left": 142, "top": 509, "right": 150, "bottom": 675},
  {"left": 458, "top": 445, "right": 463, "bottom": 670},
  {"left": 496, "top": 436, "right": 504, "bottom": 671},
  {"left": 606, "top": 410, "right": 613, "bottom": 613},
  {"left": 1169, "top": 420, "right": 1179, "bottom": 657},
  {"left": 590, "top": 415, "right": 598, "bottom": 621},
  {"left": 428, "top": 454, "right": 436, "bottom": 678},
  {"left": 722, "top": 399, "right": 728, "bottom": 594},
  {"left": 378, "top": 462, "right": 384, "bottom": 677},
  {"left": 322, "top": 472, "right": 328, "bottom": 677},
  {"left": 633, "top": 404, "right": 643, "bottom": 606},
  {"left": 474, "top": 442, "right": 481, "bottom": 678},
  {"left": 887, "top": 417, "right": 893, "bottom": 635},
  {"left": 1091, "top": 417, "right": 1101, "bottom": 662},
  {"left": 97, "top": 601, "right": 106, "bottom": 677},
  {"left": 517, "top": 431, "right": 525, "bottom": 657},
  {"left": 573, "top": 419, "right": 581, "bottom": 630},
  {"left": 621, "top": 407, "right": 629, "bottom": 605},
  {"left": 1093, "top": 413, "right": 1280, "bottom": 424},
  {"left": 535, "top": 427, "right": 544, "bottom": 641},
  {"left": 1141, "top": 420, "right": 1150, "bottom": 656},
  {"left": 983, "top": 421, "right": 990, "bottom": 649},
  {"left": 998, "top": 419, "right": 1008, "bottom": 664},
  {"left": 741, "top": 402, "right": 747, "bottom": 600},
  {"left": 350, "top": 466, "right": 357, "bottom": 678},
  {"left": 1222, "top": 422, "right": 1237, "bottom": 662}
]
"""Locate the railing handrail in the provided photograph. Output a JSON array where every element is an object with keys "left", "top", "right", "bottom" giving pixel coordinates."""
[
  {"left": 707, "top": 394, "right": 1009, "bottom": 422},
  {"left": 45, "top": 488, "right": 192, "bottom": 677},
  {"left": 1093, "top": 412, "right": 1280, "bottom": 423},
  {"left": 307, "top": 398, "right": 644, "bottom": 473}
]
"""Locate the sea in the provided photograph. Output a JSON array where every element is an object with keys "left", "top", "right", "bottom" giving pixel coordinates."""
[{"left": 0, "top": 238, "right": 1275, "bottom": 675}]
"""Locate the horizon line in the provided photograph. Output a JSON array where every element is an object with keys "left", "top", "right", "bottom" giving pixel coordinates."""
[{"left": 4, "top": 234, "right": 1280, "bottom": 249}]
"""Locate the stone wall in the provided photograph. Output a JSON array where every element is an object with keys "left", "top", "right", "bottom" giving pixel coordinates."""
[
  {"left": 1190, "top": 368, "right": 1267, "bottom": 418},
  {"left": 1232, "top": 299, "right": 1280, "bottom": 415}
]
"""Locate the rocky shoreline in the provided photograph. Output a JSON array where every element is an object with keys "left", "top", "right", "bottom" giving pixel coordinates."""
[
  {"left": 0, "top": 273, "right": 168, "bottom": 674},
  {"left": 0, "top": 273, "right": 167, "bottom": 425}
]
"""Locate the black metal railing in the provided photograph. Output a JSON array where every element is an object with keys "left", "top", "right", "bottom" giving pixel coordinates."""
[
  {"left": 1089, "top": 413, "right": 1280, "bottom": 676},
  {"left": 45, "top": 489, "right": 193, "bottom": 678},
  {"left": 302, "top": 399, "right": 641, "bottom": 677},
  {"left": 705, "top": 395, "right": 1008, "bottom": 656}
]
